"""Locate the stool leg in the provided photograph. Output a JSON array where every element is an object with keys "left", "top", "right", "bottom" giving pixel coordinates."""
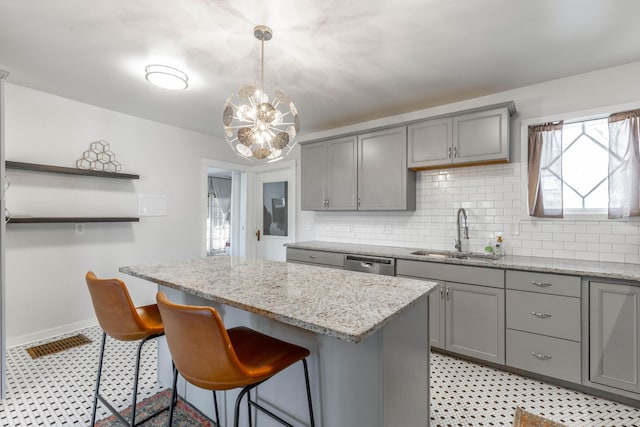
[
  {"left": 168, "top": 364, "right": 179, "bottom": 426},
  {"left": 233, "top": 386, "right": 252, "bottom": 427},
  {"left": 212, "top": 391, "right": 220, "bottom": 426},
  {"left": 129, "top": 335, "right": 153, "bottom": 426},
  {"left": 91, "top": 332, "right": 107, "bottom": 426},
  {"left": 302, "top": 359, "right": 315, "bottom": 427}
]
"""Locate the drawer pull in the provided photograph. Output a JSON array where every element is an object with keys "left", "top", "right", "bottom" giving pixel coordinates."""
[
  {"left": 531, "top": 311, "right": 552, "bottom": 319},
  {"left": 531, "top": 280, "right": 552, "bottom": 287},
  {"left": 308, "top": 255, "right": 318, "bottom": 259},
  {"left": 531, "top": 351, "right": 552, "bottom": 360}
]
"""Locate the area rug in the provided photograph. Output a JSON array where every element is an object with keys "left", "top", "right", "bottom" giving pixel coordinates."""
[
  {"left": 26, "top": 334, "right": 91, "bottom": 359},
  {"left": 513, "top": 406, "right": 568, "bottom": 427},
  {"left": 95, "top": 389, "right": 216, "bottom": 426}
]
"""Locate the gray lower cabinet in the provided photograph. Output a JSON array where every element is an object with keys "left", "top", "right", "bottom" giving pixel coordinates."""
[
  {"left": 301, "top": 136, "right": 357, "bottom": 210},
  {"left": 357, "top": 127, "right": 415, "bottom": 210},
  {"left": 446, "top": 281, "right": 505, "bottom": 364},
  {"left": 397, "top": 259, "right": 505, "bottom": 364},
  {"left": 505, "top": 270, "right": 581, "bottom": 384},
  {"left": 429, "top": 281, "right": 446, "bottom": 349},
  {"left": 285, "top": 248, "right": 344, "bottom": 269},
  {"left": 589, "top": 281, "right": 640, "bottom": 394}
]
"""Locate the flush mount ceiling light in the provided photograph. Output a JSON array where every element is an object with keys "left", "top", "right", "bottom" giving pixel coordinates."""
[
  {"left": 145, "top": 64, "right": 188, "bottom": 90},
  {"left": 223, "top": 25, "right": 300, "bottom": 162}
]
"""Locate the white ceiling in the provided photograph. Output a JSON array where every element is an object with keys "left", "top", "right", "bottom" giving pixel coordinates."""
[{"left": 1, "top": 0, "right": 640, "bottom": 138}]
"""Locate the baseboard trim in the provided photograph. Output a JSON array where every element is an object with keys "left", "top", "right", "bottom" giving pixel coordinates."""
[{"left": 7, "top": 319, "right": 98, "bottom": 348}]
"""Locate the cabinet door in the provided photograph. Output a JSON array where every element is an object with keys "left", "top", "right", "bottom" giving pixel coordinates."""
[
  {"left": 452, "top": 107, "right": 509, "bottom": 165},
  {"left": 589, "top": 281, "right": 640, "bottom": 393},
  {"left": 429, "top": 281, "right": 446, "bottom": 350},
  {"left": 300, "top": 142, "right": 328, "bottom": 210},
  {"left": 326, "top": 136, "right": 358, "bottom": 210},
  {"left": 358, "top": 127, "right": 414, "bottom": 210},
  {"left": 446, "top": 281, "right": 505, "bottom": 364},
  {"left": 407, "top": 118, "right": 453, "bottom": 169}
]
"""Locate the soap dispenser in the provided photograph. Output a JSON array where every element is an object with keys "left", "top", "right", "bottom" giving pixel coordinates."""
[{"left": 495, "top": 234, "right": 503, "bottom": 256}]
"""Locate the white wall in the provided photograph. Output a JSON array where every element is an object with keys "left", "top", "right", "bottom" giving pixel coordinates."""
[
  {"left": 309, "top": 61, "right": 640, "bottom": 264},
  {"left": 4, "top": 83, "right": 245, "bottom": 346}
]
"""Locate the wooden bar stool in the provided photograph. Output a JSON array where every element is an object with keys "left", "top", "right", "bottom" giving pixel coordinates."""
[
  {"left": 156, "top": 291, "right": 315, "bottom": 427},
  {"left": 85, "top": 271, "right": 166, "bottom": 426}
]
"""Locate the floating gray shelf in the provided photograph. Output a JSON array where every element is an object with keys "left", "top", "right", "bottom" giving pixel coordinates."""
[
  {"left": 5, "top": 161, "right": 139, "bottom": 180},
  {"left": 7, "top": 217, "right": 139, "bottom": 224}
]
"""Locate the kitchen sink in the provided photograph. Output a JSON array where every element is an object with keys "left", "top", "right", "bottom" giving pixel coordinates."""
[{"left": 410, "top": 250, "right": 500, "bottom": 261}]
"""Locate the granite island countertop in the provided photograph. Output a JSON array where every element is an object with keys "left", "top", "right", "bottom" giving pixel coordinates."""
[
  {"left": 120, "top": 255, "right": 437, "bottom": 343},
  {"left": 286, "top": 241, "right": 640, "bottom": 282}
]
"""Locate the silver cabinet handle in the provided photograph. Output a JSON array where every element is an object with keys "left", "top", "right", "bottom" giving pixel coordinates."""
[
  {"left": 446, "top": 287, "right": 450, "bottom": 300},
  {"left": 361, "top": 262, "right": 374, "bottom": 268},
  {"left": 531, "top": 351, "right": 552, "bottom": 360},
  {"left": 453, "top": 146, "right": 457, "bottom": 158},
  {"left": 531, "top": 311, "right": 552, "bottom": 319},
  {"left": 440, "top": 285, "right": 444, "bottom": 299},
  {"left": 447, "top": 147, "right": 452, "bottom": 159},
  {"left": 308, "top": 255, "right": 318, "bottom": 259},
  {"left": 531, "top": 280, "right": 552, "bottom": 287},
  {"left": 357, "top": 198, "right": 361, "bottom": 207}
]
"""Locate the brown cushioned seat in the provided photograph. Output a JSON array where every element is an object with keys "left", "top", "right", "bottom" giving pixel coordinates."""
[{"left": 157, "top": 291, "right": 315, "bottom": 427}]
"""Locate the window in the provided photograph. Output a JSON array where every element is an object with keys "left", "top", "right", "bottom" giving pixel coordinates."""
[
  {"left": 528, "top": 108, "right": 640, "bottom": 219},
  {"left": 559, "top": 118, "right": 610, "bottom": 213}
]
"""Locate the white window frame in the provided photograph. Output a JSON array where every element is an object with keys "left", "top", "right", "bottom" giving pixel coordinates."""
[{"left": 520, "top": 100, "right": 640, "bottom": 221}]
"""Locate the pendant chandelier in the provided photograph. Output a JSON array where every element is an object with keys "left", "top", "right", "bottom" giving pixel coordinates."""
[{"left": 223, "top": 25, "right": 300, "bottom": 162}]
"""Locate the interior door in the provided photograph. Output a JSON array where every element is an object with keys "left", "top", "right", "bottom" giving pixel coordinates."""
[{"left": 255, "top": 167, "right": 295, "bottom": 262}]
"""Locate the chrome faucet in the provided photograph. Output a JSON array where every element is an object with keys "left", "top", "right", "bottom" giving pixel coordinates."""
[{"left": 455, "top": 208, "right": 469, "bottom": 252}]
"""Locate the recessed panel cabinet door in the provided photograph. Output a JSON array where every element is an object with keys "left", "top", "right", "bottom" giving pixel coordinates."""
[
  {"left": 589, "top": 281, "right": 640, "bottom": 393},
  {"left": 453, "top": 107, "right": 509, "bottom": 164},
  {"left": 407, "top": 118, "right": 452, "bottom": 168},
  {"left": 301, "top": 142, "right": 328, "bottom": 210},
  {"left": 326, "top": 136, "right": 357, "bottom": 210},
  {"left": 429, "top": 281, "right": 446, "bottom": 350},
  {"left": 446, "top": 281, "right": 505, "bottom": 364},
  {"left": 358, "top": 127, "right": 414, "bottom": 210}
]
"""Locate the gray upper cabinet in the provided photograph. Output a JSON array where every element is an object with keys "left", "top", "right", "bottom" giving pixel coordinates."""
[
  {"left": 408, "top": 102, "right": 514, "bottom": 170},
  {"left": 301, "top": 136, "right": 357, "bottom": 211},
  {"left": 453, "top": 107, "right": 509, "bottom": 165},
  {"left": 407, "top": 118, "right": 452, "bottom": 168},
  {"left": 358, "top": 127, "right": 415, "bottom": 211},
  {"left": 589, "top": 281, "right": 640, "bottom": 394}
]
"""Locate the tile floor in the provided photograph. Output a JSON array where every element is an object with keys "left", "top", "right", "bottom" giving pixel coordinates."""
[{"left": 0, "top": 326, "right": 638, "bottom": 426}]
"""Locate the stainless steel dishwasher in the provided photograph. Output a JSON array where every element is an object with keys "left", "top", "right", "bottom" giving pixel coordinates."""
[{"left": 344, "top": 254, "right": 395, "bottom": 276}]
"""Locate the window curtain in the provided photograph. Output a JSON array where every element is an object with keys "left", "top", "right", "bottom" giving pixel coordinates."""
[
  {"left": 207, "top": 177, "right": 231, "bottom": 255},
  {"left": 528, "top": 122, "right": 564, "bottom": 217},
  {"left": 608, "top": 109, "right": 640, "bottom": 219},
  {"left": 209, "top": 177, "right": 232, "bottom": 221}
]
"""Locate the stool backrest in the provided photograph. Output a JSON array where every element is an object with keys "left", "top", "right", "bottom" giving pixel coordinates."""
[
  {"left": 85, "top": 271, "right": 152, "bottom": 341},
  {"left": 156, "top": 291, "right": 249, "bottom": 390}
]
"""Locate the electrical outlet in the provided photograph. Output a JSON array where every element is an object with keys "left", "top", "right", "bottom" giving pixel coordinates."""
[
  {"left": 75, "top": 223, "right": 85, "bottom": 235},
  {"left": 383, "top": 224, "right": 392, "bottom": 234}
]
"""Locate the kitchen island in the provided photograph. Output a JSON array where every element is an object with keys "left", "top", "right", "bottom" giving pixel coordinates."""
[{"left": 120, "top": 255, "right": 437, "bottom": 427}]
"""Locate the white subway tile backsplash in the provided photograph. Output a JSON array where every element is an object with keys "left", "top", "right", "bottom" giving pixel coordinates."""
[{"left": 313, "top": 163, "right": 640, "bottom": 264}]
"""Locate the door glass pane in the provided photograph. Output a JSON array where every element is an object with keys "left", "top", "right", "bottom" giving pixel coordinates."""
[{"left": 263, "top": 181, "right": 288, "bottom": 236}]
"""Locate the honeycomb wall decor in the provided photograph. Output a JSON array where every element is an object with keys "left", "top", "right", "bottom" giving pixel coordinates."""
[{"left": 75, "top": 140, "right": 121, "bottom": 172}]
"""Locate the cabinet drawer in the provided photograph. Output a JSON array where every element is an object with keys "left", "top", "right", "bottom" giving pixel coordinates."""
[
  {"left": 506, "top": 270, "right": 580, "bottom": 297},
  {"left": 397, "top": 259, "right": 504, "bottom": 288},
  {"left": 506, "top": 290, "right": 581, "bottom": 341},
  {"left": 286, "top": 248, "right": 344, "bottom": 268},
  {"left": 506, "top": 329, "right": 581, "bottom": 384}
]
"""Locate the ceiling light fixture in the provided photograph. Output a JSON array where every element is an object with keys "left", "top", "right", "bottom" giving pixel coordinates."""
[
  {"left": 145, "top": 64, "right": 188, "bottom": 90},
  {"left": 223, "top": 25, "right": 300, "bottom": 162}
]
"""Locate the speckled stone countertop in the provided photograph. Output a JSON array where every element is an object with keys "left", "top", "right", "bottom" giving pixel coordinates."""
[
  {"left": 286, "top": 241, "right": 640, "bottom": 282},
  {"left": 120, "top": 256, "right": 437, "bottom": 343}
]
